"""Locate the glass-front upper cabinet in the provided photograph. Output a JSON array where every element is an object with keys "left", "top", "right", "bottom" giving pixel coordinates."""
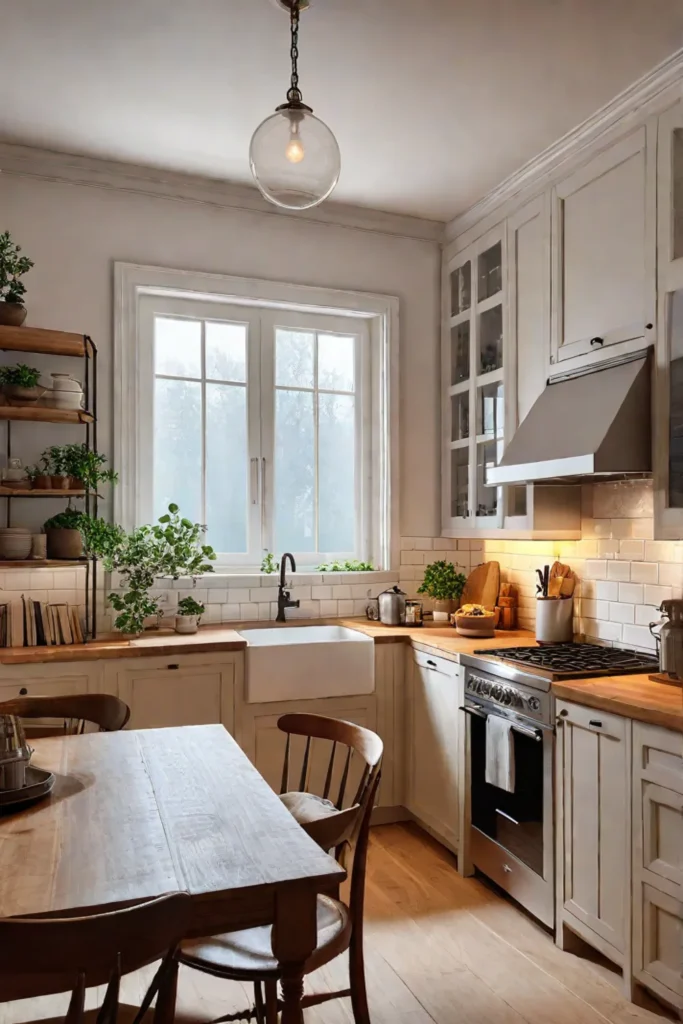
[
  {"left": 655, "top": 100, "right": 683, "bottom": 538},
  {"left": 444, "top": 228, "right": 505, "bottom": 529}
]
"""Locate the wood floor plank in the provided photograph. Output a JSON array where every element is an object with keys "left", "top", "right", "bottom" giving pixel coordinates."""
[{"left": 1, "top": 823, "right": 674, "bottom": 1024}]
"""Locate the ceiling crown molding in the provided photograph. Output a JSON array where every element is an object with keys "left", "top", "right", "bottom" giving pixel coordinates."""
[
  {"left": 445, "top": 46, "right": 683, "bottom": 244},
  {"left": 0, "top": 141, "right": 444, "bottom": 245}
]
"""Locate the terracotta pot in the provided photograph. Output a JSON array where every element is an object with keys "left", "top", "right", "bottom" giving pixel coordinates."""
[
  {"left": 50, "top": 475, "right": 71, "bottom": 490},
  {"left": 0, "top": 303, "right": 27, "bottom": 327},
  {"left": 32, "top": 475, "right": 52, "bottom": 490},
  {"left": 3, "top": 384, "right": 43, "bottom": 405},
  {"left": 45, "top": 527, "right": 83, "bottom": 560},
  {"left": 68, "top": 477, "right": 85, "bottom": 491}
]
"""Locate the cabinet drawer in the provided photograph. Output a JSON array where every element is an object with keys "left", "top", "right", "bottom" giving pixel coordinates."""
[
  {"left": 635, "top": 883, "right": 683, "bottom": 1007},
  {"left": 556, "top": 700, "right": 626, "bottom": 741},
  {"left": 0, "top": 677, "right": 89, "bottom": 703},
  {"left": 412, "top": 649, "right": 460, "bottom": 678},
  {"left": 634, "top": 722, "right": 683, "bottom": 794}
]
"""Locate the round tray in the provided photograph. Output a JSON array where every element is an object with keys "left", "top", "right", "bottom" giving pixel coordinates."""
[{"left": 0, "top": 766, "right": 55, "bottom": 811}]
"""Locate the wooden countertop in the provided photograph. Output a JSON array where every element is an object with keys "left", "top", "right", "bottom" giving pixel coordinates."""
[
  {"left": 553, "top": 675, "right": 683, "bottom": 733},
  {"left": 0, "top": 615, "right": 679, "bottom": 732}
]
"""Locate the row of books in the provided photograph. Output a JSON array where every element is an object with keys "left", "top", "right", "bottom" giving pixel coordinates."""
[{"left": 0, "top": 598, "right": 85, "bottom": 648}]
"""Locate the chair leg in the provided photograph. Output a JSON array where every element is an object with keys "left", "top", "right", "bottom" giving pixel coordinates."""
[
  {"left": 264, "top": 980, "right": 279, "bottom": 1024},
  {"left": 153, "top": 954, "right": 180, "bottom": 1024},
  {"left": 349, "top": 923, "right": 371, "bottom": 1024},
  {"left": 254, "top": 981, "right": 266, "bottom": 1024}
]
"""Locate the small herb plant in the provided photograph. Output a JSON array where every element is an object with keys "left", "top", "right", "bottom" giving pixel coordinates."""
[
  {"left": 0, "top": 231, "right": 34, "bottom": 306},
  {"left": 44, "top": 507, "right": 86, "bottom": 530},
  {"left": 418, "top": 560, "right": 467, "bottom": 602},
  {"left": 177, "top": 595, "right": 205, "bottom": 617},
  {"left": 43, "top": 443, "right": 118, "bottom": 489},
  {"left": 317, "top": 559, "right": 375, "bottom": 572},
  {"left": 0, "top": 364, "right": 41, "bottom": 388},
  {"left": 261, "top": 552, "right": 280, "bottom": 574}
]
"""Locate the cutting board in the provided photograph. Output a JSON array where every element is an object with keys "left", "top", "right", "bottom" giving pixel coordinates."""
[{"left": 461, "top": 561, "right": 500, "bottom": 611}]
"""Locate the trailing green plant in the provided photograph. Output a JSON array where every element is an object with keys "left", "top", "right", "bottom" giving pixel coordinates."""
[
  {"left": 177, "top": 595, "right": 205, "bottom": 617},
  {"left": 92, "top": 504, "right": 217, "bottom": 636},
  {"left": 417, "top": 560, "right": 467, "bottom": 602},
  {"left": 260, "top": 552, "right": 279, "bottom": 574},
  {"left": 44, "top": 443, "right": 118, "bottom": 489},
  {"left": 43, "top": 507, "right": 86, "bottom": 530},
  {"left": 316, "top": 558, "right": 375, "bottom": 572},
  {"left": 0, "top": 231, "right": 34, "bottom": 306},
  {"left": 0, "top": 364, "right": 41, "bottom": 388}
]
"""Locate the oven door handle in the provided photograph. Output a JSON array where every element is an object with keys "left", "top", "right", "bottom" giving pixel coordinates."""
[{"left": 459, "top": 705, "right": 545, "bottom": 742}]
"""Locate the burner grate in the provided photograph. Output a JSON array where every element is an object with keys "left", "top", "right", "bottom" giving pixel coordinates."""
[{"left": 475, "top": 642, "right": 658, "bottom": 676}]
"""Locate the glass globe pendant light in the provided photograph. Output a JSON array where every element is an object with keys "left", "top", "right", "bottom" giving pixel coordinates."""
[{"left": 250, "top": 0, "right": 341, "bottom": 210}]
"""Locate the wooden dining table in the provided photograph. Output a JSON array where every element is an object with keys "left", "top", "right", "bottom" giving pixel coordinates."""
[{"left": 0, "top": 724, "right": 346, "bottom": 1024}]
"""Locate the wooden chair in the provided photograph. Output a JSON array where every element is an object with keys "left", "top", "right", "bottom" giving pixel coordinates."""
[
  {"left": 0, "top": 693, "right": 130, "bottom": 734},
  {"left": 178, "top": 713, "right": 383, "bottom": 1024},
  {"left": 0, "top": 892, "right": 191, "bottom": 1023}
]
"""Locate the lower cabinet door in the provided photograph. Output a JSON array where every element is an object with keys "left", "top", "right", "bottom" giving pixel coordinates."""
[
  {"left": 634, "top": 883, "right": 683, "bottom": 1007},
  {"left": 405, "top": 653, "right": 461, "bottom": 851},
  {"left": 112, "top": 659, "right": 236, "bottom": 732},
  {"left": 557, "top": 701, "right": 629, "bottom": 955}
]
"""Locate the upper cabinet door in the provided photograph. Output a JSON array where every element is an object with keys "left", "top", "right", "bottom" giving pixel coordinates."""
[
  {"left": 654, "top": 101, "right": 683, "bottom": 539},
  {"left": 551, "top": 126, "right": 656, "bottom": 369}
]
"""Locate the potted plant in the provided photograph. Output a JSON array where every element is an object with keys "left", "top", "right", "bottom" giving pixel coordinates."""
[
  {"left": 43, "top": 506, "right": 87, "bottom": 559},
  {"left": 88, "top": 504, "right": 216, "bottom": 638},
  {"left": 44, "top": 445, "right": 71, "bottom": 489},
  {"left": 175, "top": 595, "right": 205, "bottom": 634},
  {"left": 418, "top": 560, "right": 467, "bottom": 622},
  {"left": 0, "top": 232, "right": 34, "bottom": 327},
  {"left": 261, "top": 552, "right": 279, "bottom": 574},
  {"left": 31, "top": 455, "right": 52, "bottom": 490},
  {"left": 60, "top": 443, "right": 118, "bottom": 491},
  {"left": 0, "top": 363, "right": 44, "bottom": 405}
]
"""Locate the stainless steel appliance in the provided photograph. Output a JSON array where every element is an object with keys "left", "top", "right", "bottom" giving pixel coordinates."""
[
  {"left": 378, "top": 586, "right": 406, "bottom": 626},
  {"left": 460, "top": 642, "right": 658, "bottom": 928},
  {"left": 649, "top": 599, "right": 683, "bottom": 683}
]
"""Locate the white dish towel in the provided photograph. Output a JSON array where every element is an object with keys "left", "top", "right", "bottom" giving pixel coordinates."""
[{"left": 485, "top": 715, "right": 516, "bottom": 793}]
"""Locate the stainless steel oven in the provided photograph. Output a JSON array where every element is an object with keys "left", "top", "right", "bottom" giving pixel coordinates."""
[{"left": 461, "top": 662, "right": 555, "bottom": 928}]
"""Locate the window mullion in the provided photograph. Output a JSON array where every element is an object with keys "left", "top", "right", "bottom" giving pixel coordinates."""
[
  {"left": 201, "top": 320, "right": 207, "bottom": 526},
  {"left": 314, "top": 333, "right": 320, "bottom": 553}
]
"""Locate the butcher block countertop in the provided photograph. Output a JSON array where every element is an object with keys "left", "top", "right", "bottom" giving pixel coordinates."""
[
  {"left": 553, "top": 675, "right": 683, "bottom": 733},
  {"left": 0, "top": 616, "right": 679, "bottom": 732}
]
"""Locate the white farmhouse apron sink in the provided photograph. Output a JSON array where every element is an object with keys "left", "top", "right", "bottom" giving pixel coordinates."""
[{"left": 239, "top": 625, "right": 375, "bottom": 704}]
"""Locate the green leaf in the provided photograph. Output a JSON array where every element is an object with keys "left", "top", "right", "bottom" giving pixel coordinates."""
[
  {"left": 168, "top": 503, "right": 179, "bottom": 514},
  {"left": 158, "top": 514, "right": 170, "bottom": 524}
]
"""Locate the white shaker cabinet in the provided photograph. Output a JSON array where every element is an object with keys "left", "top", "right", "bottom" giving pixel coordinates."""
[
  {"left": 555, "top": 701, "right": 631, "bottom": 976},
  {"left": 105, "top": 653, "right": 238, "bottom": 733},
  {"left": 550, "top": 125, "right": 656, "bottom": 371},
  {"left": 632, "top": 722, "right": 683, "bottom": 1012},
  {"left": 405, "top": 649, "right": 462, "bottom": 853}
]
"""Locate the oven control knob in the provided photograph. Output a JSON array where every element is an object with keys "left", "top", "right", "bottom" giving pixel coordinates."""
[
  {"left": 492, "top": 684, "right": 503, "bottom": 700},
  {"left": 501, "top": 689, "right": 512, "bottom": 705},
  {"left": 528, "top": 696, "right": 541, "bottom": 712}
]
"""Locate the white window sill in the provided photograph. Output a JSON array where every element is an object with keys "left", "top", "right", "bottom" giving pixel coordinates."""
[{"left": 182, "top": 569, "right": 398, "bottom": 589}]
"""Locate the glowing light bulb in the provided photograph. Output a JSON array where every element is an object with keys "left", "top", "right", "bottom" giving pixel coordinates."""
[{"left": 285, "top": 136, "right": 305, "bottom": 164}]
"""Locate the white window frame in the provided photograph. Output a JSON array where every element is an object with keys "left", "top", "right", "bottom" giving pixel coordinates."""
[{"left": 114, "top": 262, "right": 399, "bottom": 571}]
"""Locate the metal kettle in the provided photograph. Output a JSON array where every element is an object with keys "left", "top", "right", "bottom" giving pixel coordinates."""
[
  {"left": 378, "top": 586, "right": 407, "bottom": 626},
  {"left": 649, "top": 599, "right": 683, "bottom": 682}
]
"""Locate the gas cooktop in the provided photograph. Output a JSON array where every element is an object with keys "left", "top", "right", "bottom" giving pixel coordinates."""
[{"left": 471, "top": 642, "right": 658, "bottom": 679}]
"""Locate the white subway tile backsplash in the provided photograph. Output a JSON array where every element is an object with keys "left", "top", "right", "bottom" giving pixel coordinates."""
[
  {"left": 609, "top": 602, "right": 635, "bottom": 624},
  {"left": 594, "top": 580, "right": 620, "bottom": 601},
  {"left": 337, "top": 600, "right": 354, "bottom": 615},
  {"left": 630, "top": 562, "right": 658, "bottom": 584},
  {"left": 635, "top": 604, "right": 659, "bottom": 626},
  {"left": 331, "top": 585, "right": 351, "bottom": 599},
  {"left": 644, "top": 584, "right": 673, "bottom": 606},
  {"left": 206, "top": 589, "right": 229, "bottom": 604},
  {"left": 353, "top": 600, "right": 369, "bottom": 616},
  {"left": 621, "top": 624, "right": 657, "bottom": 651},
  {"left": 319, "top": 601, "right": 339, "bottom": 616},
  {"left": 223, "top": 604, "right": 241, "bottom": 621},
  {"left": 584, "top": 560, "right": 607, "bottom": 579},
  {"left": 619, "top": 540, "right": 645, "bottom": 560},
  {"left": 415, "top": 538, "right": 433, "bottom": 550},
  {"left": 658, "top": 562, "right": 683, "bottom": 589},
  {"left": 644, "top": 541, "right": 676, "bottom": 563},
  {"left": 606, "top": 561, "right": 631, "bottom": 582},
  {"left": 581, "top": 618, "right": 623, "bottom": 643},
  {"left": 618, "top": 583, "right": 643, "bottom": 605},
  {"left": 401, "top": 551, "right": 424, "bottom": 565}
]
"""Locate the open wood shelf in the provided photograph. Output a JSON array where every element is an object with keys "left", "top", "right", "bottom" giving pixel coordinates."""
[
  {"left": 0, "top": 486, "right": 86, "bottom": 497},
  {"left": 0, "top": 325, "right": 88, "bottom": 358},
  {"left": 0, "top": 405, "right": 94, "bottom": 424},
  {"left": 0, "top": 559, "right": 88, "bottom": 568}
]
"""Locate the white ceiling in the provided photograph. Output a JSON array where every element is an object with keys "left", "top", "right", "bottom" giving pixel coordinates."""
[{"left": 1, "top": 1, "right": 682, "bottom": 222}]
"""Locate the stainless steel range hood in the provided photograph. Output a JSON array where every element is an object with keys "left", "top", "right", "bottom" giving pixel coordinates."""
[{"left": 487, "top": 354, "right": 651, "bottom": 486}]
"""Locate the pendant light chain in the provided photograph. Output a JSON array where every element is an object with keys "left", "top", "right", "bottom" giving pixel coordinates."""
[{"left": 286, "top": 0, "right": 303, "bottom": 105}]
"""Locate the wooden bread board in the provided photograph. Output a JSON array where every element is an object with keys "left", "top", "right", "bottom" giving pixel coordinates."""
[{"left": 461, "top": 561, "right": 500, "bottom": 610}]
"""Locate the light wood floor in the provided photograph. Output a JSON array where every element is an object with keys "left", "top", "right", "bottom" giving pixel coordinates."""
[{"left": 2, "top": 823, "right": 677, "bottom": 1024}]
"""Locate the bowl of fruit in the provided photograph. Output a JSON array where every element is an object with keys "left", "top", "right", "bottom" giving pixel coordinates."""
[{"left": 451, "top": 603, "right": 498, "bottom": 638}]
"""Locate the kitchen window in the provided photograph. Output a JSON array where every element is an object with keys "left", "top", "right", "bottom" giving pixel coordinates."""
[{"left": 114, "top": 265, "right": 396, "bottom": 571}]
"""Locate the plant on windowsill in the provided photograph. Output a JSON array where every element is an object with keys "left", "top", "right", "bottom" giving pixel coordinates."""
[
  {"left": 260, "top": 551, "right": 280, "bottom": 574},
  {"left": 0, "top": 363, "right": 44, "bottom": 405},
  {"left": 175, "top": 595, "right": 205, "bottom": 635},
  {"left": 94, "top": 504, "right": 217, "bottom": 638},
  {"left": 0, "top": 231, "right": 34, "bottom": 327},
  {"left": 316, "top": 559, "right": 375, "bottom": 572},
  {"left": 418, "top": 560, "right": 467, "bottom": 622}
]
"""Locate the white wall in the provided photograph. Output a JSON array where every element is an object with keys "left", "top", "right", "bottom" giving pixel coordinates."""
[{"left": 0, "top": 173, "right": 441, "bottom": 540}]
